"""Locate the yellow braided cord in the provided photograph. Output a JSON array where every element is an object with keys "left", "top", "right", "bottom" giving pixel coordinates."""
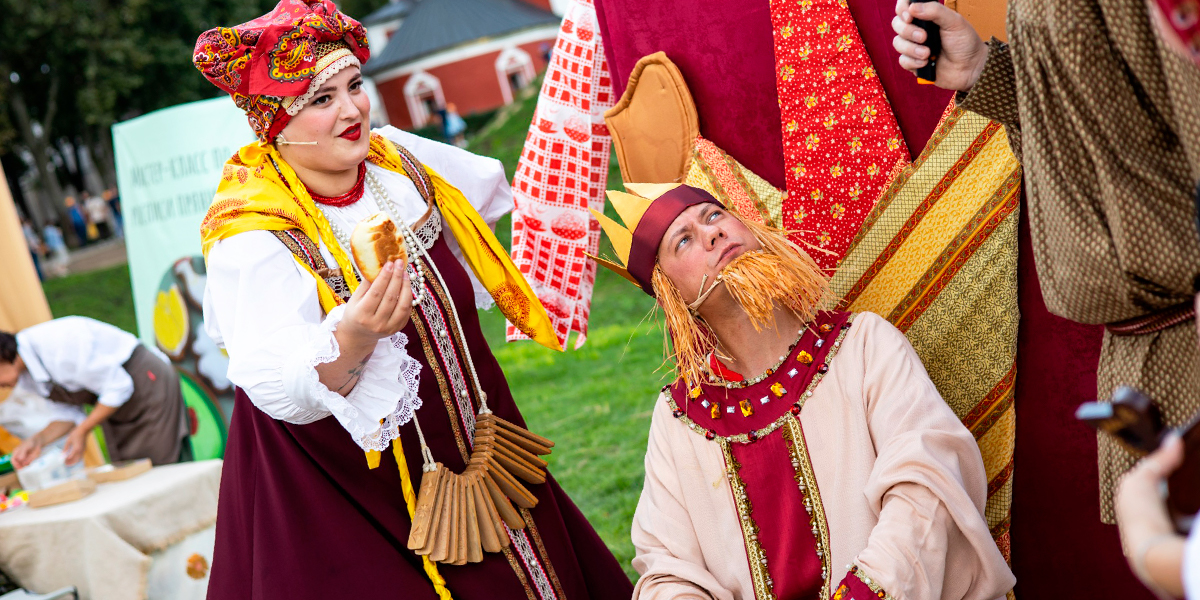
[{"left": 390, "top": 441, "right": 453, "bottom": 600}]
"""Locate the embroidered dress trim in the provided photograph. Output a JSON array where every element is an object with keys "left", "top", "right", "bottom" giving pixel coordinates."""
[
  {"left": 501, "top": 547, "right": 539, "bottom": 600},
  {"left": 271, "top": 229, "right": 352, "bottom": 302},
  {"left": 418, "top": 257, "right": 479, "bottom": 443},
  {"left": 520, "top": 507, "right": 570, "bottom": 600},
  {"left": 408, "top": 307, "right": 470, "bottom": 461},
  {"left": 407, "top": 237, "right": 562, "bottom": 600},
  {"left": 719, "top": 439, "right": 776, "bottom": 600},
  {"left": 507, "top": 523, "right": 560, "bottom": 600},
  {"left": 783, "top": 417, "right": 834, "bottom": 597}
]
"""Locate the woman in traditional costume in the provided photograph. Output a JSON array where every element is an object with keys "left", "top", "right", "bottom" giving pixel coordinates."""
[
  {"left": 591, "top": 183, "right": 1014, "bottom": 599},
  {"left": 192, "top": 2, "right": 632, "bottom": 598}
]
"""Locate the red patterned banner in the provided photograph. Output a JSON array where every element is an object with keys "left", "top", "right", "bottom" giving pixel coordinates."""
[
  {"left": 508, "top": 0, "right": 615, "bottom": 349},
  {"left": 771, "top": 0, "right": 909, "bottom": 270}
]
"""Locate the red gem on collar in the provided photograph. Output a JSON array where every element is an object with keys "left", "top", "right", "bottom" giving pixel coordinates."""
[{"left": 309, "top": 162, "right": 367, "bottom": 207}]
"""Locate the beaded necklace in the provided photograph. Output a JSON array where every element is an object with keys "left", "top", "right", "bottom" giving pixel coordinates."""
[
  {"left": 309, "top": 162, "right": 367, "bottom": 207},
  {"left": 327, "top": 167, "right": 555, "bottom": 565}
]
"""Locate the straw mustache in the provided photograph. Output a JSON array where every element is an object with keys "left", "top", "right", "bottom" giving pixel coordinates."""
[{"left": 652, "top": 218, "right": 830, "bottom": 389}]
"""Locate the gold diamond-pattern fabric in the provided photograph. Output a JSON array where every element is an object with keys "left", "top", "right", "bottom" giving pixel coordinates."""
[
  {"left": 959, "top": 0, "right": 1200, "bottom": 521},
  {"left": 832, "top": 104, "right": 1022, "bottom": 561}
]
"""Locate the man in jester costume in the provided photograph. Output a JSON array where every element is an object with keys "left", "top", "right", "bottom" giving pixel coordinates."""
[{"left": 592, "top": 183, "right": 1014, "bottom": 600}]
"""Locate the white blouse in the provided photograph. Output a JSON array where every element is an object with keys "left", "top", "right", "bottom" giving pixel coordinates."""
[
  {"left": 15, "top": 316, "right": 143, "bottom": 408},
  {"left": 202, "top": 127, "right": 513, "bottom": 451}
]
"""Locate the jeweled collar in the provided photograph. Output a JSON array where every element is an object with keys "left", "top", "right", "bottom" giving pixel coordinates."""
[{"left": 666, "top": 311, "right": 854, "bottom": 443}]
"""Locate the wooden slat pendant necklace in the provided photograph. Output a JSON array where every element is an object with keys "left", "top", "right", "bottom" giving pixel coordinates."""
[{"left": 359, "top": 169, "right": 556, "bottom": 565}]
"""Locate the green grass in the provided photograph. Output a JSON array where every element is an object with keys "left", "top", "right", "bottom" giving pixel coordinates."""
[
  {"left": 39, "top": 90, "right": 657, "bottom": 581},
  {"left": 42, "top": 264, "right": 138, "bottom": 334},
  {"left": 477, "top": 268, "right": 663, "bottom": 577}
]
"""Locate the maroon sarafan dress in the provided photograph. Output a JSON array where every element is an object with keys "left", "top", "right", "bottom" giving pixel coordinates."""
[{"left": 207, "top": 236, "right": 633, "bottom": 600}]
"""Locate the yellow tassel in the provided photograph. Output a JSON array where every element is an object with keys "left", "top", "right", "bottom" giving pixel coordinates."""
[
  {"left": 363, "top": 445, "right": 454, "bottom": 599},
  {"left": 393, "top": 442, "right": 454, "bottom": 600}
]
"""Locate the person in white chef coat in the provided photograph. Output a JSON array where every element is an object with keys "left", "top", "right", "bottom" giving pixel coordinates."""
[{"left": 0, "top": 317, "right": 189, "bottom": 467}]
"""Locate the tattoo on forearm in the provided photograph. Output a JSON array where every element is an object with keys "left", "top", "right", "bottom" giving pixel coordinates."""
[{"left": 337, "top": 356, "right": 371, "bottom": 393}]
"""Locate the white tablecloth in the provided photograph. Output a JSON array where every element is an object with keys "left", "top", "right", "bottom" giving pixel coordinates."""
[{"left": 0, "top": 460, "right": 222, "bottom": 600}]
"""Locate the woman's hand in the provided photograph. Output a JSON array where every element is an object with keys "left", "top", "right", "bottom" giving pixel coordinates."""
[
  {"left": 318, "top": 259, "right": 414, "bottom": 397},
  {"left": 62, "top": 427, "right": 90, "bottom": 466},
  {"left": 892, "top": 0, "right": 989, "bottom": 91},
  {"left": 11, "top": 437, "right": 44, "bottom": 470},
  {"left": 1115, "top": 434, "right": 1187, "bottom": 597},
  {"left": 338, "top": 260, "right": 413, "bottom": 351}
]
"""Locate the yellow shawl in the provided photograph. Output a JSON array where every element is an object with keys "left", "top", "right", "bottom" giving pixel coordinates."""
[
  {"left": 200, "top": 132, "right": 561, "bottom": 351},
  {"left": 200, "top": 134, "right": 562, "bottom": 599}
]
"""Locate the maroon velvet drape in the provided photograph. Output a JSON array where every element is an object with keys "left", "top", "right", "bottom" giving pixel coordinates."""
[
  {"left": 595, "top": 1, "right": 1150, "bottom": 597},
  {"left": 595, "top": 0, "right": 950, "bottom": 189}
]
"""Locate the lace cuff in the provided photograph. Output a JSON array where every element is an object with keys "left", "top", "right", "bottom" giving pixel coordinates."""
[{"left": 282, "top": 304, "right": 423, "bottom": 451}]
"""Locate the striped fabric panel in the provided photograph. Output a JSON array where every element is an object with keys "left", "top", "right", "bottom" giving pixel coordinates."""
[{"left": 827, "top": 104, "right": 1022, "bottom": 562}]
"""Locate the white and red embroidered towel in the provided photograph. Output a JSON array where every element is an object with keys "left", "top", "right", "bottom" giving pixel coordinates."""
[{"left": 507, "top": 0, "right": 614, "bottom": 349}]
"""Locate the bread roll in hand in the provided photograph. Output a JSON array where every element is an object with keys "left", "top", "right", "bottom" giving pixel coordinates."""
[{"left": 350, "top": 212, "right": 408, "bottom": 282}]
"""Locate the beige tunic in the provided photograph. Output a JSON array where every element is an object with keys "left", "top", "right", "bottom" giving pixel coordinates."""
[
  {"left": 959, "top": 0, "right": 1200, "bottom": 520},
  {"left": 631, "top": 313, "right": 1014, "bottom": 600}
]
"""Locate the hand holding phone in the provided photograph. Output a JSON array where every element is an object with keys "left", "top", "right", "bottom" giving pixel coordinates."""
[
  {"left": 1078, "top": 387, "right": 1200, "bottom": 531},
  {"left": 908, "top": 0, "right": 943, "bottom": 82}
]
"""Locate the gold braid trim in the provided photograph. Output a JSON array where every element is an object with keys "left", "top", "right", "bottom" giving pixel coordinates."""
[
  {"left": 718, "top": 438, "right": 777, "bottom": 599},
  {"left": 783, "top": 417, "right": 833, "bottom": 597},
  {"left": 501, "top": 547, "right": 539, "bottom": 600},
  {"left": 520, "top": 507, "right": 569, "bottom": 600}
]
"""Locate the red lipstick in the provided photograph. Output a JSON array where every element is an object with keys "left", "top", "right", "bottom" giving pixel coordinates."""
[{"left": 339, "top": 123, "right": 362, "bottom": 141}]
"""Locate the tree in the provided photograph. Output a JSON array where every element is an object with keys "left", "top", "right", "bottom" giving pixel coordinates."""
[{"left": 0, "top": 0, "right": 286, "bottom": 239}]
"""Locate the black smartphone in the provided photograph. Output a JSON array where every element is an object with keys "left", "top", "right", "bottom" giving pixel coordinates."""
[
  {"left": 1077, "top": 387, "right": 1200, "bottom": 532},
  {"left": 909, "top": 0, "right": 942, "bottom": 83}
]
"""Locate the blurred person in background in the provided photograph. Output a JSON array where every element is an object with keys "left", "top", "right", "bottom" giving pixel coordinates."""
[
  {"left": 444, "top": 102, "right": 468, "bottom": 148},
  {"left": 1, "top": 386, "right": 86, "bottom": 467},
  {"left": 83, "top": 190, "right": 112, "bottom": 240},
  {"left": 0, "top": 317, "right": 189, "bottom": 468},
  {"left": 19, "top": 216, "right": 44, "bottom": 282},
  {"left": 64, "top": 196, "right": 87, "bottom": 247},
  {"left": 41, "top": 219, "right": 69, "bottom": 277},
  {"left": 104, "top": 188, "right": 123, "bottom": 238}
]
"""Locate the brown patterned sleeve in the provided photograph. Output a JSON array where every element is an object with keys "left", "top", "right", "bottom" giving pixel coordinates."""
[{"left": 957, "top": 39, "right": 1022, "bottom": 161}]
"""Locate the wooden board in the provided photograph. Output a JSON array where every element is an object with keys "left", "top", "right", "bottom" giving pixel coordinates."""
[
  {"left": 27, "top": 478, "right": 96, "bottom": 508},
  {"left": 0, "top": 472, "right": 18, "bottom": 495},
  {"left": 86, "top": 459, "right": 152, "bottom": 484}
]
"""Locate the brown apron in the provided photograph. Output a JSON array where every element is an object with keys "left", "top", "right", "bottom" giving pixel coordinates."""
[{"left": 47, "top": 345, "right": 188, "bottom": 465}]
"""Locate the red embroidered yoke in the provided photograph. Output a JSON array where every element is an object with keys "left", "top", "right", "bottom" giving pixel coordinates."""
[{"left": 667, "top": 311, "right": 853, "bottom": 599}]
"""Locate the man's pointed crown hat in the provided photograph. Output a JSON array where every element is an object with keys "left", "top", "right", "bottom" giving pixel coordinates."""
[{"left": 591, "top": 183, "right": 721, "bottom": 295}]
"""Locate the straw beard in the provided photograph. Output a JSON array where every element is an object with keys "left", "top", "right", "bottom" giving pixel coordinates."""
[{"left": 652, "top": 217, "right": 830, "bottom": 390}]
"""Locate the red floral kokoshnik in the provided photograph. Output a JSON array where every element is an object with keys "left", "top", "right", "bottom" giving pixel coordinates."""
[{"left": 192, "top": 0, "right": 369, "bottom": 141}]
